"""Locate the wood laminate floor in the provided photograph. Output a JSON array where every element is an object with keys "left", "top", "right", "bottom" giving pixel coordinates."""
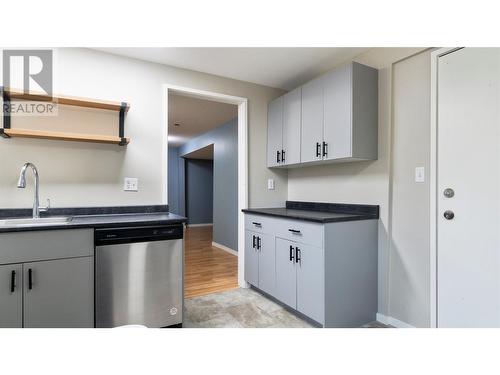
[{"left": 184, "top": 226, "right": 239, "bottom": 299}]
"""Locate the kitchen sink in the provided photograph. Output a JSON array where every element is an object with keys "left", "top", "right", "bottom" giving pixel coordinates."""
[{"left": 0, "top": 216, "right": 73, "bottom": 227}]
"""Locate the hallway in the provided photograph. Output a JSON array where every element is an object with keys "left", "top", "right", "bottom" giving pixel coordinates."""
[{"left": 184, "top": 226, "right": 239, "bottom": 298}]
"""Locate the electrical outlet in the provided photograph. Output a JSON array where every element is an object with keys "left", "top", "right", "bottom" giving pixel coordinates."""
[
  {"left": 124, "top": 177, "right": 139, "bottom": 191},
  {"left": 267, "top": 178, "right": 275, "bottom": 190},
  {"left": 415, "top": 167, "right": 425, "bottom": 183}
]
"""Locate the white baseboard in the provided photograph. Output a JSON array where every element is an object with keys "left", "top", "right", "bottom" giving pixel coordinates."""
[
  {"left": 376, "top": 313, "right": 415, "bottom": 328},
  {"left": 212, "top": 241, "right": 238, "bottom": 256},
  {"left": 187, "top": 223, "right": 213, "bottom": 227}
]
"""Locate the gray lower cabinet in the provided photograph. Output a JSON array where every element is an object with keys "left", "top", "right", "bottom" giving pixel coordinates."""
[
  {"left": 0, "top": 264, "right": 23, "bottom": 328},
  {"left": 245, "top": 213, "right": 378, "bottom": 327},
  {"left": 295, "top": 243, "right": 324, "bottom": 324},
  {"left": 275, "top": 238, "right": 297, "bottom": 308},
  {"left": 24, "top": 257, "right": 94, "bottom": 328},
  {"left": 245, "top": 230, "right": 275, "bottom": 296},
  {"left": 0, "top": 229, "right": 94, "bottom": 328},
  {"left": 275, "top": 239, "right": 324, "bottom": 324},
  {"left": 244, "top": 230, "right": 259, "bottom": 287}
]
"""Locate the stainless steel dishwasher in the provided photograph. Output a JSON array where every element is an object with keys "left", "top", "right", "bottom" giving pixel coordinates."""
[{"left": 95, "top": 224, "right": 183, "bottom": 328}]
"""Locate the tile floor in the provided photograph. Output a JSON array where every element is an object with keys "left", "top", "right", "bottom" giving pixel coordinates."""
[{"left": 184, "top": 287, "right": 388, "bottom": 328}]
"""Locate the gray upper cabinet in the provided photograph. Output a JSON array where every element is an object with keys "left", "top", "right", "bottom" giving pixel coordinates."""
[
  {"left": 324, "top": 62, "right": 378, "bottom": 161},
  {"left": 301, "top": 77, "right": 324, "bottom": 163},
  {"left": 0, "top": 264, "right": 23, "bottom": 328},
  {"left": 282, "top": 88, "right": 302, "bottom": 166},
  {"left": 267, "top": 96, "right": 283, "bottom": 167},
  {"left": 23, "top": 257, "right": 94, "bottom": 328},
  {"left": 268, "top": 61, "right": 378, "bottom": 168},
  {"left": 323, "top": 63, "right": 352, "bottom": 160}
]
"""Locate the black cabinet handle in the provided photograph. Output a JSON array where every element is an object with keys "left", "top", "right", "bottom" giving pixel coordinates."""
[
  {"left": 10, "top": 270, "right": 16, "bottom": 293},
  {"left": 316, "top": 142, "right": 321, "bottom": 157},
  {"left": 252, "top": 222, "right": 262, "bottom": 227},
  {"left": 281, "top": 149, "right": 285, "bottom": 163},
  {"left": 252, "top": 235, "right": 256, "bottom": 249},
  {"left": 276, "top": 150, "right": 281, "bottom": 163},
  {"left": 257, "top": 237, "right": 261, "bottom": 250},
  {"left": 289, "top": 245, "right": 295, "bottom": 262},
  {"left": 28, "top": 268, "right": 33, "bottom": 290},
  {"left": 295, "top": 247, "right": 301, "bottom": 263},
  {"left": 322, "top": 142, "right": 328, "bottom": 157},
  {"left": 288, "top": 229, "right": 301, "bottom": 234}
]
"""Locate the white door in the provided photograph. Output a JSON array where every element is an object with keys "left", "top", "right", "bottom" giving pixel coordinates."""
[{"left": 437, "top": 48, "right": 500, "bottom": 327}]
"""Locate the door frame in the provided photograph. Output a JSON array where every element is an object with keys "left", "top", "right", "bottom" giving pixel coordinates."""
[
  {"left": 163, "top": 84, "right": 249, "bottom": 288},
  {"left": 429, "top": 47, "right": 462, "bottom": 328}
]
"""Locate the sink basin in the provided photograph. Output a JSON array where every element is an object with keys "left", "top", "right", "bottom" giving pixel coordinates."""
[{"left": 0, "top": 216, "right": 72, "bottom": 227}]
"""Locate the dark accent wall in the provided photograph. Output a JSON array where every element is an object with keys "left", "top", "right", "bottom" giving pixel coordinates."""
[{"left": 185, "top": 159, "right": 214, "bottom": 225}]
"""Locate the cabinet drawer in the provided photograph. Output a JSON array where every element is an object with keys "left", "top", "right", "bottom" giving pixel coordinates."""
[
  {"left": 244, "top": 214, "right": 280, "bottom": 235},
  {"left": 0, "top": 229, "right": 94, "bottom": 265},
  {"left": 275, "top": 219, "right": 324, "bottom": 248}
]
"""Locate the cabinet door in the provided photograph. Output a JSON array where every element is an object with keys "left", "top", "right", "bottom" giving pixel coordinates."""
[
  {"left": 257, "top": 233, "right": 275, "bottom": 296},
  {"left": 267, "top": 96, "right": 283, "bottom": 167},
  {"left": 275, "top": 238, "right": 297, "bottom": 308},
  {"left": 24, "top": 257, "right": 94, "bottom": 328},
  {"left": 282, "top": 88, "right": 301, "bottom": 165},
  {"left": 296, "top": 244, "right": 324, "bottom": 324},
  {"left": 301, "top": 77, "right": 324, "bottom": 163},
  {"left": 244, "top": 230, "right": 259, "bottom": 287},
  {"left": 0, "top": 264, "right": 23, "bottom": 328},
  {"left": 323, "top": 63, "right": 352, "bottom": 160}
]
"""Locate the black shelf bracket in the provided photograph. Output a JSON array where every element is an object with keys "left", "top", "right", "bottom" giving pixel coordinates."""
[
  {"left": 118, "top": 102, "right": 128, "bottom": 146},
  {"left": 1, "top": 86, "right": 11, "bottom": 138}
]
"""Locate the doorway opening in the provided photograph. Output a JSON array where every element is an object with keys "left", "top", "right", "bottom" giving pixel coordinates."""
[{"left": 165, "top": 86, "right": 247, "bottom": 299}]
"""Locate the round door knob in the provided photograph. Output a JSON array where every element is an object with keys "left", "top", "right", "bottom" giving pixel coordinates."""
[
  {"left": 444, "top": 210, "right": 455, "bottom": 220},
  {"left": 443, "top": 188, "right": 455, "bottom": 198}
]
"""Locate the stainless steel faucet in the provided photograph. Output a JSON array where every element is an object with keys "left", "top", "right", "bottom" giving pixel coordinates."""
[{"left": 17, "top": 162, "right": 50, "bottom": 219}]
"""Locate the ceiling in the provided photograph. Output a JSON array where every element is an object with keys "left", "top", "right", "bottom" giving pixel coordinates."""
[
  {"left": 183, "top": 144, "right": 214, "bottom": 160},
  {"left": 94, "top": 47, "right": 370, "bottom": 90},
  {"left": 168, "top": 93, "right": 237, "bottom": 147}
]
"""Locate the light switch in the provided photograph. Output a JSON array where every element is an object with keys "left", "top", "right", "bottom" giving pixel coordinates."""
[
  {"left": 124, "top": 177, "right": 139, "bottom": 191},
  {"left": 415, "top": 167, "right": 425, "bottom": 183},
  {"left": 267, "top": 178, "right": 275, "bottom": 190}
]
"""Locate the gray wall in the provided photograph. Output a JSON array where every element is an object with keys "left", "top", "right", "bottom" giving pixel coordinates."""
[
  {"left": 174, "top": 117, "right": 238, "bottom": 250},
  {"left": 185, "top": 159, "right": 214, "bottom": 225},
  {"left": 168, "top": 146, "right": 180, "bottom": 215}
]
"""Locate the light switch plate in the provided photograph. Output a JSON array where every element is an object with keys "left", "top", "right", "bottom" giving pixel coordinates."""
[
  {"left": 415, "top": 167, "right": 425, "bottom": 183},
  {"left": 124, "top": 177, "right": 139, "bottom": 191},
  {"left": 267, "top": 178, "right": 275, "bottom": 190}
]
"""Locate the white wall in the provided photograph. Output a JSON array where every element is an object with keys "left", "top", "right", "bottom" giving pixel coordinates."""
[
  {"left": 0, "top": 48, "right": 286, "bottom": 209},
  {"left": 388, "top": 49, "right": 433, "bottom": 327}
]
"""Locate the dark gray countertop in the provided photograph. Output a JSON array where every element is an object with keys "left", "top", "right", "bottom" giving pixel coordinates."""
[
  {"left": 242, "top": 201, "right": 379, "bottom": 223},
  {"left": 0, "top": 211, "right": 187, "bottom": 233}
]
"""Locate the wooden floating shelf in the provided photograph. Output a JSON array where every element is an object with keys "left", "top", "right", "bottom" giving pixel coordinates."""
[
  {"left": 2, "top": 129, "right": 130, "bottom": 145},
  {"left": 1, "top": 87, "right": 130, "bottom": 146},
  {"left": 6, "top": 89, "right": 130, "bottom": 112}
]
